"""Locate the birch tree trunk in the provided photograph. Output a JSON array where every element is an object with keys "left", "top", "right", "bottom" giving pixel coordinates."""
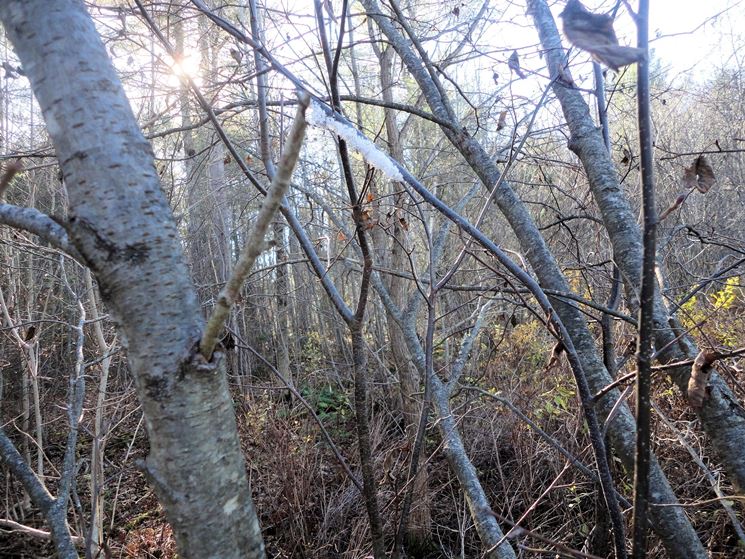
[
  {"left": 528, "top": 0, "right": 745, "bottom": 492},
  {"left": 0, "top": 2, "right": 265, "bottom": 557},
  {"left": 84, "top": 269, "right": 114, "bottom": 556},
  {"left": 374, "top": 40, "right": 431, "bottom": 545}
]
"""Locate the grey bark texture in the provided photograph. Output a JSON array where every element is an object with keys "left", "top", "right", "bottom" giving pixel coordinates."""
[
  {"left": 0, "top": 2, "right": 265, "bottom": 557},
  {"left": 528, "top": 0, "right": 745, "bottom": 492},
  {"left": 0, "top": 430, "right": 78, "bottom": 558},
  {"left": 632, "top": 2, "right": 656, "bottom": 553},
  {"left": 362, "top": 0, "right": 706, "bottom": 555}
]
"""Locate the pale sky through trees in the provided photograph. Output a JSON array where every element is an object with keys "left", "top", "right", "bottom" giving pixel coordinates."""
[
  {"left": 538, "top": 0, "right": 744, "bottom": 83},
  {"left": 97, "top": 0, "right": 745, "bottom": 108},
  {"left": 641, "top": 0, "right": 743, "bottom": 77},
  {"left": 1, "top": 1, "right": 745, "bottom": 558}
]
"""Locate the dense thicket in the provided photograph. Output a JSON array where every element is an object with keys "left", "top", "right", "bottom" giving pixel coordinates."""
[{"left": 0, "top": 1, "right": 743, "bottom": 558}]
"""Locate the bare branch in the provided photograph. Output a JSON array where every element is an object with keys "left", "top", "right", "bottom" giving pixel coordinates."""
[
  {"left": 0, "top": 204, "right": 83, "bottom": 262},
  {"left": 200, "top": 96, "right": 309, "bottom": 359}
]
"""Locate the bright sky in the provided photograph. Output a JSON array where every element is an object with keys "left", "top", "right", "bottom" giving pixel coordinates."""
[
  {"left": 97, "top": 0, "right": 745, "bottom": 134},
  {"left": 451, "top": 0, "right": 745, "bottom": 123},
  {"left": 617, "top": 0, "right": 743, "bottom": 79},
  {"left": 219, "top": 1, "right": 745, "bottom": 97}
]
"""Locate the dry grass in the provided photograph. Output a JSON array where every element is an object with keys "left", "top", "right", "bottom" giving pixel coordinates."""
[{"left": 2, "top": 337, "right": 744, "bottom": 558}]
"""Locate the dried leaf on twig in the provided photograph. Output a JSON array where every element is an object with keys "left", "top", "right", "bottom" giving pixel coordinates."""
[
  {"left": 682, "top": 155, "right": 716, "bottom": 193},
  {"left": 508, "top": 50, "right": 526, "bottom": 79},
  {"left": 687, "top": 349, "right": 720, "bottom": 409},
  {"left": 497, "top": 110, "right": 507, "bottom": 131},
  {"left": 559, "top": 0, "right": 645, "bottom": 71},
  {"left": 0, "top": 160, "right": 22, "bottom": 200}
]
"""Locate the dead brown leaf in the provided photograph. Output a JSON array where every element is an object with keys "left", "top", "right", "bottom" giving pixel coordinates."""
[
  {"left": 682, "top": 155, "right": 716, "bottom": 193},
  {"left": 497, "top": 110, "right": 507, "bottom": 131},
  {"left": 687, "top": 349, "right": 720, "bottom": 409},
  {"left": 560, "top": 0, "right": 645, "bottom": 71},
  {"left": 508, "top": 50, "right": 526, "bottom": 79}
]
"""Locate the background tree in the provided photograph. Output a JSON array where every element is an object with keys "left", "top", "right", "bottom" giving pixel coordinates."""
[{"left": 1, "top": 1, "right": 744, "bottom": 558}]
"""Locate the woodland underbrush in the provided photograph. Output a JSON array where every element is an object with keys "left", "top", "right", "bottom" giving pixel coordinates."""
[{"left": 1, "top": 322, "right": 744, "bottom": 558}]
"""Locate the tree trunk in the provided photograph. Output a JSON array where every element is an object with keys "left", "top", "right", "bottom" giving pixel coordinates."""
[
  {"left": 0, "top": 2, "right": 265, "bottom": 557},
  {"left": 362, "top": 0, "right": 706, "bottom": 555},
  {"left": 376, "top": 41, "right": 431, "bottom": 546},
  {"left": 528, "top": 0, "right": 745, "bottom": 492}
]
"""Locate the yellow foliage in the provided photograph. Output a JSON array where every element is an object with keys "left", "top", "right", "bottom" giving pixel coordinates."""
[
  {"left": 711, "top": 276, "right": 741, "bottom": 310},
  {"left": 679, "top": 294, "right": 705, "bottom": 330},
  {"left": 678, "top": 276, "right": 744, "bottom": 348}
]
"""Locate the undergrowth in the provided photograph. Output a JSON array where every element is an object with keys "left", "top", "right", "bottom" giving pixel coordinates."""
[{"left": 2, "top": 316, "right": 744, "bottom": 558}]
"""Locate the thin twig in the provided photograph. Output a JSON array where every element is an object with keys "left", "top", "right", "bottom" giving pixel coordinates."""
[
  {"left": 652, "top": 401, "right": 745, "bottom": 544},
  {"left": 632, "top": 2, "right": 655, "bottom": 556},
  {"left": 0, "top": 518, "right": 84, "bottom": 545},
  {"left": 487, "top": 510, "right": 605, "bottom": 559},
  {"left": 200, "top": 96, "right": 309, "bottom": 358}
]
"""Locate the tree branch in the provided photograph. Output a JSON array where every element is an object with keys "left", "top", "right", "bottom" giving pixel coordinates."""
[
  {"left": 0, "top": 204, "right": 83, "bottom": 262},
  {"left": 201, "top": 96, "right": 309, "bottom": 359}
]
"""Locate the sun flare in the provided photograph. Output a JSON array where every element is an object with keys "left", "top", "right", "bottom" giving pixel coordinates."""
[{"left": 168, "top": 53, "right": 201, "bottom": 87}]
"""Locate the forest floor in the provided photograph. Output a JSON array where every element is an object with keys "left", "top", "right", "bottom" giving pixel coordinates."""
[{"left": 2, "top": 363, "right": 745, "bottom": 558}]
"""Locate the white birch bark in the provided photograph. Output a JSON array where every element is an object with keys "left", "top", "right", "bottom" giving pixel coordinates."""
[{"left": 0, "top": 2, "right": 265, "bottom": 557}]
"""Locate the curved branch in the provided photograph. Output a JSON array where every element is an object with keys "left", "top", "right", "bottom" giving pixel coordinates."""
[
  {"left": 0, "top": 204, "right": 83, "bottom": 262},
  {"left": 201, "top": 97, "right": 309, "bottom": 359}
]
